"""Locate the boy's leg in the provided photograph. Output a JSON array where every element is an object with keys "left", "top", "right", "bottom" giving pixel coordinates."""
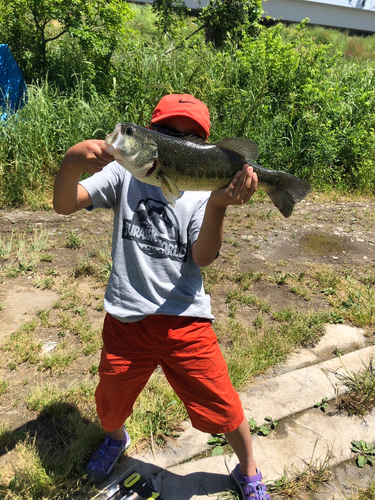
[
  {"left": 108, "top": 426, "right": 128, "bottom": 440},
  {"left": 95, "top": 314, "right": 158, "bottom": 431},
  {"left": 86, "top": 314, "right": 157, "bottom": 483},
  {"left": 224, "top": 418, "right": 257, "bottom": 476},
  {"left": 156, "top": 316, "right": 270, "bottom": 498}
]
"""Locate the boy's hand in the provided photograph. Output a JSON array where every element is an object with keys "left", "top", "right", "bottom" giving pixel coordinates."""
[
  {"left": 61, "top": 140, "right": 114, "bottom": 174},
  {"left": 209, "top": 164, "right": 258, "bottom": 209}
]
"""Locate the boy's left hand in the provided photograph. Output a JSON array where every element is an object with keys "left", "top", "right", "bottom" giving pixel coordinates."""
[{"left": 209, "top": 164, "right": 258, "bottom": 209}]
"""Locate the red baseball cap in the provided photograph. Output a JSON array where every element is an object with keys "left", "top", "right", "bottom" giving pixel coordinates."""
[{"left": 151, "top": 93, "right": 210, "bottom": 138}]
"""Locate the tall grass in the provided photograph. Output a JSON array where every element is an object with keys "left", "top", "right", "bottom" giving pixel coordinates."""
[
  {"left": 1, "top": 11, "right": 375, "bottom": 206},
  {"left": 0, "top": 82, "right": 123, "bottom": 208}
]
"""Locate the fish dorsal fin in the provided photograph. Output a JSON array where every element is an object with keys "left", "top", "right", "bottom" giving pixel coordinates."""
[{"left": 215, "top": 138, "right": 259, "bottom": 160}]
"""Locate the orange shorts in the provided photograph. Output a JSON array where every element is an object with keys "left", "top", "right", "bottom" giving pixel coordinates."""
[{"left": 95, "top": 313, "right": 244, "bottom": 434}]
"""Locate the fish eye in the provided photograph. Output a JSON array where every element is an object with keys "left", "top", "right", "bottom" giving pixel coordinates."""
[{"left": 126, "top": 127, "right": 133, "bottom": 136}]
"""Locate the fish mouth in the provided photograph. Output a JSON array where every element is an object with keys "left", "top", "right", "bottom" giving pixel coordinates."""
[{"left": 146, "top": 160, "right": 157, "bottom": 177}]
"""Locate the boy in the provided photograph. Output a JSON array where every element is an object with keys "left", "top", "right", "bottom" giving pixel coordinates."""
[{"left": 53, "top": 94, "right": 270, "bottom": 500}]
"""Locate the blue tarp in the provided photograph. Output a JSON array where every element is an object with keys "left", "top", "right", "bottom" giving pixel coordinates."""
[{"left": 0, "top": 44, "right": 27, "bottom": 120}]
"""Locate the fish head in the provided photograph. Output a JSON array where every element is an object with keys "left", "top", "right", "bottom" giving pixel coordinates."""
[{"left": 103, "top": 123, "right": 159, "bottom": 178}]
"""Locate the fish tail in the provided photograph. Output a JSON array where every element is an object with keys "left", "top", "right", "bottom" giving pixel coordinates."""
[{"left": 261, "top": 171, "right": 311, "bottom": 218}]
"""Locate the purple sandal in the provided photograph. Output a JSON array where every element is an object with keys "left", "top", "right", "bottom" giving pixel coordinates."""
[
  {"left": 231, "top": 464, "right": 271, "bottom": 500},
  {"left": 84, "top": 426, "right": 131, "bottom": 483}
]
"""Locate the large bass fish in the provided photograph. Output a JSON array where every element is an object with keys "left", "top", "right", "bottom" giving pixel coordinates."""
[{"left": 103, "top": 123, "right": 311, "bottom": 218}]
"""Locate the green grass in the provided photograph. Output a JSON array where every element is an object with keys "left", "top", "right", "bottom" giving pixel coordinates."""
[
  {"left": 337, "top": 358, "right": 375, "bottom": 416},
  {"left": 350, "top": 479, "right": 375, "bottom": 500},
  {"left": 267, "top": 453, "right": 332, "bottom": 499},
  {"left": 215, "top": 308, "right": 331, "bottom": 389}
]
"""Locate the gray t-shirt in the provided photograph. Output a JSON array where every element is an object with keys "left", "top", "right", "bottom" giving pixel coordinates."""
[{"left": 80, "top": 161, "right": 214, "bottom": 322}]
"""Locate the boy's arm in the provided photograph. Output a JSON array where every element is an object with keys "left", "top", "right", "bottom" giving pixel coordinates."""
[
  {"left": 53, "top": 140, "right": 114, "bottom": 215},
  {"left": 192, "top": 165, "right": 258, "bottom": 267}
]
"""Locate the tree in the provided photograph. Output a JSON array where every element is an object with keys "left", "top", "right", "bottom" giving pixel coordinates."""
[
  {"left": 0, "top": 0, "right": 134, "bottom": 82},
  {"left": 152, "top": 0, "right": 190, "bottom": 39},
  {"left": 152, "top": 0, "right": 263, "bottom": 48},
  {"left": 200, "top": 0, "right": 263, "bottom": 47}
]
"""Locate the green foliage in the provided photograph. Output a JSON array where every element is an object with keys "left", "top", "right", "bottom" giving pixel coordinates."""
[
  {"left": 152, "top": 0, "right": 190, "bottom": 37},
  {"left": 314, "top": 397, "right": 329, "bottom": 412},
  {"left": 0, "top": 81, "right": 121, "bottom": 207},
  {"left": 200, "top": 0, "right": 263, "bottom": 47},
  {"left": 0, "top": 0, "right": 134, "bottom": 84},
  {"left": 0, "top": 10, "right": 375, "bottom": 206},
  {"left": 351, "top": 440, "right": 375, "bottom": 468},
  {"left": 207, "top": 433, "right": 228, "bottom": 456},
  {"left": 249, "top": 416, "right": 278, "bottom": 436},
  {"left": 65, "top": 231, "right": 82, "bottom": 250},
  {"left": 337, "top": 359, "right": 375, "bottom": 416}
]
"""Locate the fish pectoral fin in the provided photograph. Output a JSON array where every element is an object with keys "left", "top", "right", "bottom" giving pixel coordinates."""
[
  {"left": 159, "top": 174, "right": 181, "bottom": 206},
  {"left": 215, "top": 138, "right": 259, "bottom": 161},
  {"left": 161, "top": 188, "right": 178, "bottom": 206}
]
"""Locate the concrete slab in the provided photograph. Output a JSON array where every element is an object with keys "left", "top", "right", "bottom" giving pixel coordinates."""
[
  {"left": 120, "top": 408, "right": 375, "bottom": 499},
  {"left": 130, "top": 421, "right": 212, "bottom": 470},
  {"left": 241, "top": 345, "right": 375, "bottom": 423},
  {"left": 153, "top": 455, "right": 238, "bottom": 500},
  {"left": 273, "top": 324, "right": 365, "bottom": 375},
  {"left": 251, "top": 409, "right": 375, "bottom": 481},
  {"left": 308, "top": 460, "right": 375, "bottom": 499}
]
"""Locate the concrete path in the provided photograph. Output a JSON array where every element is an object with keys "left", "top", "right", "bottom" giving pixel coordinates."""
[{"left": 103, "top": 324, "right": 375, "bottom": 499}]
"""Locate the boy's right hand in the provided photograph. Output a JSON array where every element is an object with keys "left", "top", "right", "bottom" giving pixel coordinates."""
[{"left": 61, "top": 140, "right": 114, "bottom": 174}]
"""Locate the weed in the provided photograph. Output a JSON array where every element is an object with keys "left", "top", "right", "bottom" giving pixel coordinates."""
[
  {"left": 0, "top": 231, "right": 14, "bottom": 259},
  {"left": 253, "top": 313, "right": 264, "bottom": 329},
  {"left": 314, "top": 397, "right": 329, "bottom": 412},
  {"left": 89, "top": 364, "right": 99, "bottom": 375},
  {"left": 0, "top": 424, "right": 19, "bottom": 447},
  {"left": 272, "top": 271, "right": 291, "bottom": 286},
  {"left": 233, "top": 270, "right": 264, "bottom": 290},
  {"left": 30, "top": 226, "right": 49, "bottom": 252},
  {"left": 249, "top": 416, "right": 278, "bottom": 436},
  {"left": 39, "top": 346, "right": 78, "bottom": 373},
  {"left": 339, "top": 287, "right": 375, "bottom": 327},
  {"left": 66, "top": 230, "right": 82, "bottom": 249},
  {"left": 0, "top": 378, "right": 9, "bottom": 396},
  {"left": 207, "top": 434, "right": 228, "bottom": 456},
  {"left": 37, "top": 308, "right": 50, "bottom": 327},
  {"left": 72, "top": 255, "right": 97, "bottom": 278},
  {"left": 33, "top": 275, "right": 55, "bottom": 289},
  {"left": 273, "top": 307, "right": 294, "bottom": 322},
  {"left": 351, "top": 440, "right": 375, "bottom": 468},
  {"left": 5, "top": 437, "right": 54, "bottom": 498},
  {"left": 336, "top": 358, "right": 375, "bottom": 416},
  {"left": 269, "top": 449, "right": 332, "bottom": 499},
  {"left": 128, "top": 373, "right": 187, "bottom": 446},
  {"left": 290, "top": 285, "right": 311, "bottom": 301},
  {"left": 2, "top": 319, "right": 41, "bottom": 366},
  {"left": 40, "top": 252, "right": 54, "bottom": 262},
  {"left": 349, "top": 479, "right": 375, "bottom": 500}
]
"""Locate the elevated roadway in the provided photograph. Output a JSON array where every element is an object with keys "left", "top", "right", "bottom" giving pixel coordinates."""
[{"left": 132, "top": 0, "right": 375, "bottom": 34}]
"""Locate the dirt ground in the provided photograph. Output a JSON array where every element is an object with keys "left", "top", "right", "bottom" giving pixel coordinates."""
[{"left": 0, "top": 192, "right": 375, "bottom": 494}]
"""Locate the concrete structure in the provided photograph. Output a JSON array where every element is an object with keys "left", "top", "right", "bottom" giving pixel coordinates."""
[
  {"left": 131, "top": 0, "right": 375, "bottom": 34},
  {"left": 263, "top": 0, "right": 375, "bottom": 34}
]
